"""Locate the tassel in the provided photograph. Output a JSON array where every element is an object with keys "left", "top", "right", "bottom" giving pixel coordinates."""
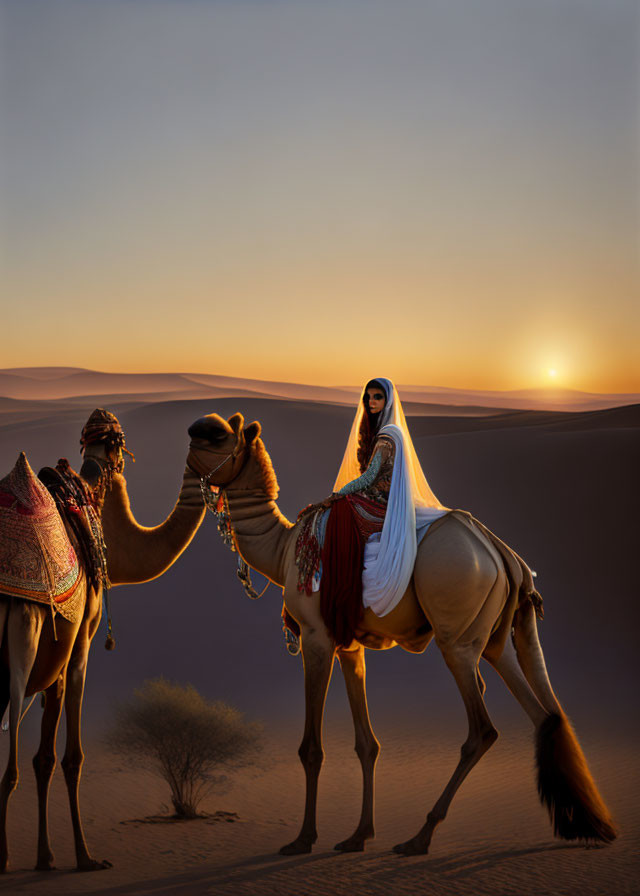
[{"left": 103, "top": 587, "right": 116, "bottom": 651}]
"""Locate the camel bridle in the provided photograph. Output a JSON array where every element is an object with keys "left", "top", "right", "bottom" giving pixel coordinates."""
[
  {"left": 81, "top": 450, "right": 125, "bottom": 485},
  {"left": 198, "top": 439, "right": 243, "bottom": 504},
  {"left": 195, "top": 435, "right": 269, "bottom": 602}
]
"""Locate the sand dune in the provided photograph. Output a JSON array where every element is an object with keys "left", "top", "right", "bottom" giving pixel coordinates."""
[{"left": 1, "top": 367, "right": 638, "bottom": 412}]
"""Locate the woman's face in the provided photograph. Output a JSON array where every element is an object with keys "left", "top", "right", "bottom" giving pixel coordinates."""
[{"left": 365, "top": 386, "right": 386, "bottom": 415}]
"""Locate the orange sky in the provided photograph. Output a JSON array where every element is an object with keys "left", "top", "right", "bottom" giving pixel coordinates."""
[{"left": 3, "top": 0, "right": 638, "bottom": 393}]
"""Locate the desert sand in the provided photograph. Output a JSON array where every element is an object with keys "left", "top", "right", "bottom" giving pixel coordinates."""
[
  {"left": 1, "top": 377, "right": 638, "bottom": 894},
  {"left": 4, "top": 725, "right": 639, "bottom": 896}
]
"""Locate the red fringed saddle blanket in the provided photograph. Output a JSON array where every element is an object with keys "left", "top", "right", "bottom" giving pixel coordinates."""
[
  {"left": 0, "top": 453, "right": 82, "bottom": 622},
  {"left": 293, "top": 495, "right": 387, "bottom": 647}
]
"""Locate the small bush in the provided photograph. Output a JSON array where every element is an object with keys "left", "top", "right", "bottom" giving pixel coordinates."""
[{"left": 106, "top": 678, "right": 262, "bottom": 818}]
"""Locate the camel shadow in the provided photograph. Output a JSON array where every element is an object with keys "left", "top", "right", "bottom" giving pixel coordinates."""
[
  {"left": 370, "top": 840, "right": 591, "bottom": 884},
  {"left": 44, "top": 841, "right": 590, "bottom": 895},
  {"left": 69, "top": 849, "right": 342, "bottom": 895}
]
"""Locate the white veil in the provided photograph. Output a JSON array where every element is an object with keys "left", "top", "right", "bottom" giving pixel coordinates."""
[{"left": 333, "top": 378, "right": 448, "bottom": 616}]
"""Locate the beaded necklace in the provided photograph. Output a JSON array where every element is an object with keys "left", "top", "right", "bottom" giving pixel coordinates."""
[{"left": 201, "top": 477, "right": 269, "bottom": 601}]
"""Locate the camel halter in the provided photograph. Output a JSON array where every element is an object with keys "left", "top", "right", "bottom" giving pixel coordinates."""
[
  {"left": 198, "top": 445, "right": 240, "bottom": 500},
  {"left": 198, "top": 443, "right": 270, "bottom": 601}
]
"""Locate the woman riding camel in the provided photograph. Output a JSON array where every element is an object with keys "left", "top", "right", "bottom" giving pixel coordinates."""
[{"left": 299, "top": 378, "right": 447, "bottom": 645}]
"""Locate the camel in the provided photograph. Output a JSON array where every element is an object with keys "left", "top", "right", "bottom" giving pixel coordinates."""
[
  {"left": 187, "top": 411, "right": 617, "bottom": 856},
  {"left": 0, "top": 410, "right": 205, "bottom": 873}
]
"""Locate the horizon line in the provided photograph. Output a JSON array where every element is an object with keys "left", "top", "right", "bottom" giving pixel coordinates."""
[{"left": 2, "top": 365, "right": 640, "bottom": 399}]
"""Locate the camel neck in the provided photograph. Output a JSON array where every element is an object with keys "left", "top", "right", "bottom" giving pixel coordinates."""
[
  {"left": 100, "top": 472, "right": 205, "bottom": 585},
  {"left": 224, "top": 488, "right": 295, "bottom": 588}
]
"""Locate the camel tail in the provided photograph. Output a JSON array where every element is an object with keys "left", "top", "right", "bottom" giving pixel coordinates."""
[
  {"left": 536, "top": 712, "right": 617, "bottom": 843},
  {"left": 513, "top": 599, "right": 617, "bottom": 843}
]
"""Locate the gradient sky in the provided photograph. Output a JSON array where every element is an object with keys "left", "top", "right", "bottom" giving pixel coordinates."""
[{"left": 2, "top": 0, "right": 638, "bottom": 391}]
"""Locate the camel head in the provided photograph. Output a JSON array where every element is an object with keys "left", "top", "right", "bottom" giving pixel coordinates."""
[
  {"left": 187, "top": 412, "right": 261, "bottom": 489},
  {"left": 79, "top": 408, "right": 134, "bottom": 491}
]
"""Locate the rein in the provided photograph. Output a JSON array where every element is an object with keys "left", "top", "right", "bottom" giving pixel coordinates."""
[
  {"left": 199, "top": 447, "right": 239, "bottom": 497},
  {"left": 197, "top": 444, "right": 270, "bottom": 601}
]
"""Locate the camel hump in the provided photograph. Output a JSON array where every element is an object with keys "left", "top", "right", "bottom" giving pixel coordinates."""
[
  {"left": 0, "top": 452, "right": 82, "bottom": 620},
  {"left": 449, "top": 510, "right": 544, "bottom": 617},
  {"left": 0, "top": 451, "right": 55, "bottom": 514}
]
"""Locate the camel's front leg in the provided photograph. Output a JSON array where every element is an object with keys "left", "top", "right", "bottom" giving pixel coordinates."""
[
  {"left": 334, "top": 645, "right": 379, "bottom": 852},
  {"left": 0, "top": 600, "right": 44, "bottom": 873},
  {"left": 61, "top": 628, "right": 112, "bottom": 872},
  {"left": 280, "top": 626, "right": 335, "bottom": 855},
  {"left": 33, "top": 673, "right": 66, "bottom": 871},
  {"left": 394, "top": 643, "right": 498, "bottom": 856}
]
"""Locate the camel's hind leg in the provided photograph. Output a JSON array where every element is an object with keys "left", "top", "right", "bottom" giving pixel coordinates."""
[
  {"left": 334, "top": 644, "right": 380, "bottom": 853},
  {"left": 33, "top": 672, "right": 66, "bottom": 871},
  {"left": 397, "top": 520, "right": 505, "bottom": 855},
  {"left": 394, "top": 641, "right": 498, "bottom": 855},
  {"left": 485, "top": 636, "right": 548, "bottom": 729},
  {"left": 512, "top": 599, "right": 562, "bottom": 715},
  {"left": 279, "top": 626, "right": 335, "bottom": 856},
  {"left": 0, "top": 600, "right": 44, "bottom": 872}
]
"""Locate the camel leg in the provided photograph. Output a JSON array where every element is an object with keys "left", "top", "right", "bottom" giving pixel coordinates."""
[
  {"left": 394, "top": 643, "right": 498, "bottom": 856},
  {"left": 0, "top": 676, "right": 7, "bottom": 732},
  {"left": 334, "top": 645, "right": 380, "bottom": 853},
  {"left": 0, "top": 601, "right": 44, "bottom": 872},
  {"left": 0, "top": 600, "right": 9, "bottom": 725},
  {"left": 33, "top": 673, "right": 66, "bottom": 871},
  {"left": 512, "top": 600, "right": 563, "bottom": 715},
  {"left": 485, "top": 637, "right": 547, "bottom": 729},
  {"left": 61, "top": 628, "right": 112, "bottom": 872},
  {"left": 279, "top": 627, "right": 335, "bottom": 855}
]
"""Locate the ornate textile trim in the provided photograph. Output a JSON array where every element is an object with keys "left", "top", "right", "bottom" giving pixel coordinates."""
[
  {"left": 0, "top": 453, "right": 82, "bottom": 622},
  {"left": 346, "top": 494, "right": 386, "bottom": 541},
  {"left": 40, "top": 458, "right": 109, "bottom": 594},
  {"left": 295, "top": 508, "right": 328, "bottom": 595},
  {"left": 295, "top": 496, "right": 385, "bottom": 596}
]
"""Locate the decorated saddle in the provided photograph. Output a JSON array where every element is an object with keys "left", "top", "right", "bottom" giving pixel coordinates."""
[{"left": 0, "top": 453, "right": 83, "bottom": 622}]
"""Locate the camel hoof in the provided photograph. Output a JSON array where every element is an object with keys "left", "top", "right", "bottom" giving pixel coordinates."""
[
  {"left": 77, "top": 858, "right": 113, "bottom": 872},
  {"left": 334, "top": 837, "right": 366, "bottom": 853},
  {"left": 393, "top": 838, "right": 429, "bottom": 856},
  {"left": 279, "top": 839, "right": 313, "bottom": 855},
  {"left": 35, "top": 858, "right": 57, "bottom": 871}
]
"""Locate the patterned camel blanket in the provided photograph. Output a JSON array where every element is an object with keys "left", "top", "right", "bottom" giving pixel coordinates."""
[{"left": 0, "top": 452, "right": 82, "bottom": 622}]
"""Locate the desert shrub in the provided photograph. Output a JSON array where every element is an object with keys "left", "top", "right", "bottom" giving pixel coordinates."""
[{"left": 106, "top": 678, "right": 262, "bottom": 818}]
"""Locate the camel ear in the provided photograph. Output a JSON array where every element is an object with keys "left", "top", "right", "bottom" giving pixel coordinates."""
[
  {"left": 228, "top": 413, "right": 244, "bottom": 435},
  {"left": 245, "top": 421, "right": 261, "bottom": 445}
]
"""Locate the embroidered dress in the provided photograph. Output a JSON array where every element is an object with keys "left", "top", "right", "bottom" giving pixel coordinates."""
[
  {"left": 318, "top": 434, "right": 398, "bottom": 645},
  {"left": 334, "top": 378, "right": 448, "bottom": 618},
  {"left": 340, "top": 435, "right": 393, "bottom": 540}
]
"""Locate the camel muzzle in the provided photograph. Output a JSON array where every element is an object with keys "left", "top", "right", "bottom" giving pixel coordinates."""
[{"left": 79, "top": 456, "right": 105, "bottom": 487}]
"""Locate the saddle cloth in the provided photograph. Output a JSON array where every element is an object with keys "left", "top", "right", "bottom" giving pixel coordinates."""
[{"left": 0, "top": 452, "right": 82, "bottom": 622}]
